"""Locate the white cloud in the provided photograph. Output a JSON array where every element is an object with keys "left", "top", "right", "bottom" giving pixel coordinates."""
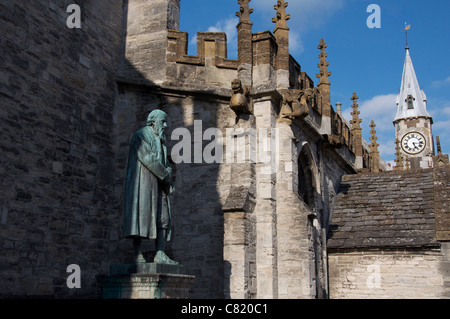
[
  {"left": 342, "top": 93, "right": 398, "bottom": 161},
  {"left": 190, "top": 16, "right": 239, "bottom": 59},
  {"left": 190, "top": 1, "right": 343, "bottom": 58},
  {"left": 251, "top": 0, "right": 344, "bottom": 55},
  {"left": 378, "top": 138, "right": 396, "bottom": 160},
  {"left": 342, "top": 94, "right": 397, "bottom": 132},
  {"left": 253, "top": 0, "right": 344, "bottom": 29},
  {"left": 431, "top": 76, "right": 450, "bottom": 89},
  {"left": 189, "top": 34, "right": 197, "bottom": 48},
  {"left": 207, "top": 16, "right": 238, "bottom": 42},
  {"left": 434, "top": 119, "right": 450, "bottom": 130},
  {"left": 289, "top": 30, "right": 304, "bottom": 55},
  {"left": 428, "top": 98, "right": 450, "bottom": 142}
]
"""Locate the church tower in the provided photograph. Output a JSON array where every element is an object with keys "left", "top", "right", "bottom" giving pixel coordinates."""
[{"left": 393, "top": 45, "right": 434, "bottom": 169}]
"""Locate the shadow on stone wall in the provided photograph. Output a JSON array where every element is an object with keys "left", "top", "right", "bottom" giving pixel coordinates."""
[{"left": 111, "top": 1, "right": 225, "bottom": 297}]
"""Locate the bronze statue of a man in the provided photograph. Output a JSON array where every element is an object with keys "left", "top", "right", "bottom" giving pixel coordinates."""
[{"left": 122, "top": 109, "right": 177, "bottom": 265}]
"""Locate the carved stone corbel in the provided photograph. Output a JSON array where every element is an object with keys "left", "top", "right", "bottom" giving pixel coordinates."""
[
  {"left": 230, "top": 78, "right": 252, "bottom": 115},
  {"left": 279, "top": 88, "right": 312, "bottom": 119}
]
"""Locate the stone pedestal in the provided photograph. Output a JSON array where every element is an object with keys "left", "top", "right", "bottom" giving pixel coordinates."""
[{"left": 98, "top": 263, "right": 195, "bottom": 299}]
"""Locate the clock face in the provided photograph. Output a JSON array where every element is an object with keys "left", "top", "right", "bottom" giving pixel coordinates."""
[{"left": 401, "top": 132, "right": 426, "bottom": 154}]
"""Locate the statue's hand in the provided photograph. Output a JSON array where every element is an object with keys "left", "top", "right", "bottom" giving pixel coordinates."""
[
  {"left": 163, "top": 181, "right": 175, "bottom": 195},
  {"left": 168, "top": 182, "right": 175, "bottom": 195}
]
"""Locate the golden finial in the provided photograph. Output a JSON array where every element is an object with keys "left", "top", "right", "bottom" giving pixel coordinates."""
[{"left": 404, "top": 22, "right": 411, "bottom": 49}]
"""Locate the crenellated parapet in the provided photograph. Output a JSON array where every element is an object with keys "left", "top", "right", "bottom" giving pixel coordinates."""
[
  {"left": 166, "top": 31, "right": 238, "bottom": 90},
  {"left": 167, "top": 31, "right": 238, "bottom": 69}
]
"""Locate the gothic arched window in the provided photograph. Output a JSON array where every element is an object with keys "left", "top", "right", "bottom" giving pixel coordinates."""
[
  {"left": 407, "top": 95, "right": 414, "bottom": 109},
  {"left": 298, "top": 147, "right": 315, "bottom": 209}
]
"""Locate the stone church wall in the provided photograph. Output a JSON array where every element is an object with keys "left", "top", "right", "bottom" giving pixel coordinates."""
[
  {"left": 114, "top": 84, "right": 237, "bottom": 298},
  {"left": 328, "top": 244, "right": 450, "bottom": 299},
  {"left": 0, "top": 0, "right": 125, "bottom": 297},
  {"left": 0, "top": 0, "right": 364, "bottom": 299}
]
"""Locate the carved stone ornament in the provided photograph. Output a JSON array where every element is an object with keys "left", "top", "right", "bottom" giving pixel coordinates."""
[
  {"left": 279, "top": 88, "right": 312, "bottom": 119},
  {"left": 236, "top": 0, "right": 253, "bottom": 24},
  {"left": 230, "top": 78, "right": 252, "bottom": 115},
  {"left": 272, "top": 0, "right": 290, "bottom": 30},
  {"left": 324, "top": 134, "right": 345, "bottom": 149}
]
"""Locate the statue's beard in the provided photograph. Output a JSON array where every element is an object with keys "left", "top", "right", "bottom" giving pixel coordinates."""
[{"left": 154, "top": 125, "right": 166, "bottom": 143}]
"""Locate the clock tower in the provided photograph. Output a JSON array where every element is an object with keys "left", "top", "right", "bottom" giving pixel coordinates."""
[{"left": 393, "top": 46, "right": 434, "bottom": 169}]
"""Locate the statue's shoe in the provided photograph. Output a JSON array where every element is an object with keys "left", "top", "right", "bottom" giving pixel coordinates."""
[
  {"left": 154, "top": 251, "right": 179, "bottom": 265},
  {"left": 134, "top": 252, "right": 146, "bottom": 263}
]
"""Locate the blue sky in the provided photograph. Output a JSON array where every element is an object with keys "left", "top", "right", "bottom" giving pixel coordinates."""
[{"left": 179, "top": 0, "right": 450, "bottom": 165}]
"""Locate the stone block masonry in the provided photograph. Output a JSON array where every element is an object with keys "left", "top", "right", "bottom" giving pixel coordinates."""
[
  {"left": 328, "top": 247, "right": 450, "bottom": 299},
  {"left": 0, "top": 0, "right": 387, "bottom": 299},
  {"left": 0, "top": 0, "right": 125, "bottom": 298},
  {"left": 434, "top": 165, "right": 450, "bottom": 241}
]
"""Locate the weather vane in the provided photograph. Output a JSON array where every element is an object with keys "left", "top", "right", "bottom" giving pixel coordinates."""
[{"left": 404, "top": 22, "right": 411, "bottom": 48}]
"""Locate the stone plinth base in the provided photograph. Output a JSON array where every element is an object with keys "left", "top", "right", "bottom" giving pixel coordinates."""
[{"left": 98, "top": 263, "right": 195, "bottom": 299}]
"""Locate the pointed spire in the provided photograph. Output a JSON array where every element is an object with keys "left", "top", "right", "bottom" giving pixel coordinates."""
[
  {"left": 350, "top": 93, "right": 362, "bottom": 130},
  {"left": 369, "top": 120, "right": 380, "bottom": 172},
  {"left": 350, "top": 92, "right": 363, "bottom": 169},
  {"left": 432, "top": 136, "right": 450, "bottom": 167},
  {"left": 369, "top": 120, "right": 378, "bottom": 148},
  {"left": 317, "top": 39, "right": 332, "bottom": 135},
  {"left": 316, "top": 39, "right": 331, "bottom": 86},
  {"left": 394, "top": 46, "right": 430, "bottom": 122},
  {"left": 236, "top": 0, "right": 254, "bottom": 86},
  {"left": 436, "top": 135, "right": 442, "bottom": 155},
  {"left": 272, "top": 0, "right": 290, "bottom": 88},
  {"left": 236, "top": 0, "right": 253, "bottom": 24},
  {"left": 395, "top": 139, "right": 404, "bottom": 171},
  {"left": 272, "top": 0, "right": 290, "bottom": 31}
]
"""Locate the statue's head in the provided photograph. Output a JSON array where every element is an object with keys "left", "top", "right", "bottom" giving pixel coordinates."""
[{"left": 147, "top": 110, "right": 168, "bottom": 142}]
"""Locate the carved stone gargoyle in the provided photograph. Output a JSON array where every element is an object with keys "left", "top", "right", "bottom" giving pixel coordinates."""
[
  {"left": 323, "top": 134, "right": 345, "bottom": 148},
  {"left": 279, "top": 88, "right": 312, "bottom": 119},
  {"left": 323, "top": 112, "right": 346, "bottom": 148},
  {"left": 230, "top": 78, "right": 252, "bottom": 115}
]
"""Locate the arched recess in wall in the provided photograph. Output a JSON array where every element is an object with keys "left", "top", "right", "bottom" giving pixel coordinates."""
[
  {"left": 297, "top": 143, "right": 320, "bottom": 211},
  {"left": 298, "top": 143, "right": 325, "bottom": 298}
]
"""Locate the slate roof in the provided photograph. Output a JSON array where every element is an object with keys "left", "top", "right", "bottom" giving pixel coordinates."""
[{"left": 327, "top": 168, "right": 439, "bottom": 250}]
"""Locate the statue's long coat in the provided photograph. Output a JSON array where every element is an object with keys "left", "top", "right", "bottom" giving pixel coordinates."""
[{"left": 122, "top": 126, "right": 172, "bottom": 240}]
